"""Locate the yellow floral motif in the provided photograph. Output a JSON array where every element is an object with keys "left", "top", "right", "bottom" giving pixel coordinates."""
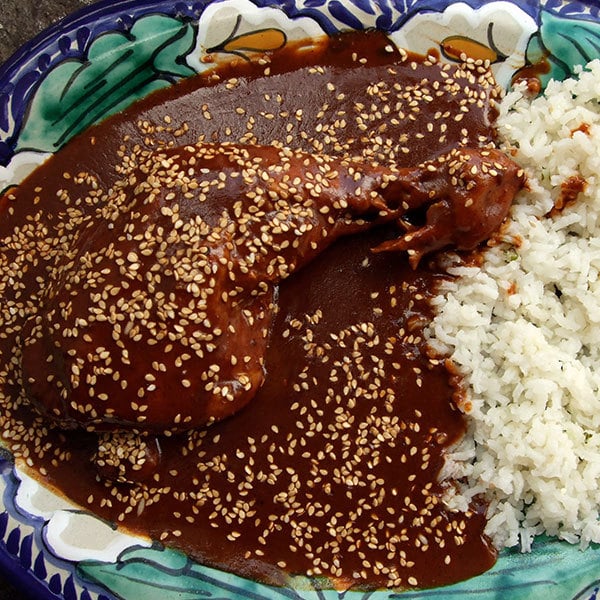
[
  {"left": 186, "top": 0, "right": 325, "bottom": 73},
  {"left": 440, "top": 35, "right": 502, "bottom": 63},
  {"left": 389, "top": 1, "right": 536, "bottom": 88},
  {"left": 210, "top": 27, "right": 287, "bottom": 56}
]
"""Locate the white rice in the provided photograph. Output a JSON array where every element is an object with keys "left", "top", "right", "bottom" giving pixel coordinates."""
[{"left": 430, "top": 60, "right": 600, "bottom": 551}]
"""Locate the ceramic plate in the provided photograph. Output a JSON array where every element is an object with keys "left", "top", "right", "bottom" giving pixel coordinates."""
[{"left": 2, "top": 0, "right": 600, "bottom": 598}]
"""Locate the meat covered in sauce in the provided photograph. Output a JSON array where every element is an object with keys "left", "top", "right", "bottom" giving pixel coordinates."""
[
  {"left": 0, "top": 31, "right": 524, "bottom": 591},
  {"left": 20, "top": 142, "right": 521, "bottom": 433}
]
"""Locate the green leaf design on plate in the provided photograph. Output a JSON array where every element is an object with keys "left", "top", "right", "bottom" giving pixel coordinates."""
[
  {"left": 78, "top": 546, "right": 299, "bottom": 600},
  {"left": 393, "top": 536, "right": 600, "bottom": 599},
  {"left": 16, "top": 14, "right": 196, "bottom": 154},
  {"left": 78, "top": 545, "right": 386, "bottom": 599},
  {"left": 527, "top": 9, "right": 600, "bottom": 88},
  {"left": 76, "top": 538, "right": 600, "bottom": 600}
]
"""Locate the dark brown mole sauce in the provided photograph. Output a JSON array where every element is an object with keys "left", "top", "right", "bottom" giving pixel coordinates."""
[{"left": 0, "top": 31, "right": 498, "bottom": 590}]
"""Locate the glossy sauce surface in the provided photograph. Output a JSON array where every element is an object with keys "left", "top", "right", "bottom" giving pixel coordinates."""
[{"left": 0, "top": 32, "right": 503, "bottom": 590}]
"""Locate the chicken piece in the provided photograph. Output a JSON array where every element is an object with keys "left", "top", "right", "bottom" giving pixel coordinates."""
[
  {"left": 373, "top": 148, "right": 525, "bottom": 266},
  {"left": 19, "top": 142, "right": 523, "bottom": 434}
]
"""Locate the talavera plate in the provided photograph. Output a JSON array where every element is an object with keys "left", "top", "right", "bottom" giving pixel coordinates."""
[{"left": 2, "top": 0, "right": 600, "bottom": 598}]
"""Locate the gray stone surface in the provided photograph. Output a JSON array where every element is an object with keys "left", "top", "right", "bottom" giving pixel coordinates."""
[
  {"left": 0, "top": 2, "right": 98, "bottom": 597},
  {"left": 0, "top": 0, "right": 95, "bottom": 66}
]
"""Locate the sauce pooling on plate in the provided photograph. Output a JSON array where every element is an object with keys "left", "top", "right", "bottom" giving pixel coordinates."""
[{"left": 0, "top": 31, "right": 523, "bottom": 590}]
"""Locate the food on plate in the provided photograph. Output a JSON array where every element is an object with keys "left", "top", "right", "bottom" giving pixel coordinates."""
[
  {"left": 0, "top": 30, "right": 525, "bottom": 590},
  {"left": 430, "top": 60, "right": 600, "bottom": 552},
  {"left": 20, "top": 141, "right": 521, "bottom": 433}
]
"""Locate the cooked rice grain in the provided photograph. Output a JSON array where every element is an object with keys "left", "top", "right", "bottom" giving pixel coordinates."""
[{"left": 430, "top": 60, "right": 600, "bottom": 551}]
